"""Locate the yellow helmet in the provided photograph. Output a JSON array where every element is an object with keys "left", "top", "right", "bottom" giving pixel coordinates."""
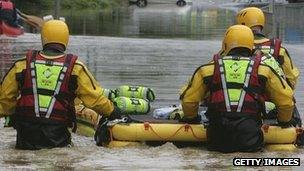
[
  {"left": 41, "top": 20, "right": 69, "bottom": 49},
  {"left": 236, "top": 7, "right": 265, "bottom": 29},
  {"left": 222, "top": 25, "right": 254, "bottom": 55}
]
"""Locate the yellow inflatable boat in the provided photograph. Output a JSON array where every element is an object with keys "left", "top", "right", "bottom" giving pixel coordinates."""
[{"left": 76, "top": 113, "right": 302, "bottom": 151}]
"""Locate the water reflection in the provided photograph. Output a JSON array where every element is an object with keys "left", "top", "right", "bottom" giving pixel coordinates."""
[
  {"left": 62, "top": 4, "right": 235, "bottom": 40},
  {"left": 65, "top": 3, "right": 304, "bottom": 43},
  {"left": 14, "top": 1, "right": 304, "bottom": 43}
]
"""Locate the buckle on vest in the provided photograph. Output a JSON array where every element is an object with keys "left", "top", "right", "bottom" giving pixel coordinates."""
[
  {"left": 232, "top": 56, "right": 240, "bottom": 60},
  {"left": 45, "top": 60, "right": 54, "bottom": 66}
]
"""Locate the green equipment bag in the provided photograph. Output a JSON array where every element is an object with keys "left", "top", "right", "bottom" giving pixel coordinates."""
[
  {"left": 102, "top": 88, "right": 116, "bottom": 101},
  {"left": 115, "top": 85, "right": 155, "bottom": 102},
  {"left": 113, "top": 97, "right": 150, "bottom": 114}
]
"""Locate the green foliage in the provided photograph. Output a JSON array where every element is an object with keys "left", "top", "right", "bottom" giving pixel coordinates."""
[
  {"left": 61, "top": 0, "right": 124, "bottom": 9},
  {"left": 62, "top": 0, "right": 101, "bottom": 9},
  {"left": 14, "top": 0, "right": 124, "bottom": 9}
]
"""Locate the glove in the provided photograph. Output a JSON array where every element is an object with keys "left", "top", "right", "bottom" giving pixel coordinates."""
[
  {"left": 4, "top": 116, "right": 12, "bottom": 127},
  {"left": 94, "top": 117, "right": 110, "bottom": 146},
  {"left": 296, "top": 130, "right": 304, "bottom": 147},
  {"left": 108, "top": 106, "right": 122, "bottom": 121},
  {"left": 278, "top": 121, "right": 293, "bottom": 128},
  {"left": 179, "top": 115, "right": 201, "bottom": 124}
]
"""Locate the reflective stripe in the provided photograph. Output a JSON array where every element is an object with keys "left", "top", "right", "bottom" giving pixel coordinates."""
[
  {"left": 237, "top": 60, "right": 254, "bottom": 112},
  {"left": 261, "top": 55, "right": 268, "bottom": 61},
  {"left": 35, "top": 60, "right": 64, "bottom": 66},
  {"left": 231, "top": 102, "right": 238, "bottom": 106},
  {"left": 255, "top": 45, "right": 271, "bottom": 49},
  {"left": 222, "top": 56, "right": 251, "bottom": 60},
  {"left": 45, "top": 67, "right": 67, "bottom": 118},
  {"left": 30, "top": 62, "right": 40, "bottom": 117},
  {"left": 254, "top": 45, "right": 274, "bottom": 55},
  {"left": 31, "top": 58, "right": 68, "bottom": 118},
  {"left": 219, "top": 58, "right": 231, "bottom": 112},
  {"left": 62, "top": 66, "right": 67, "bottom": 72},
  {"left": 59, "top": 73, "right": 64, "bottom": 80},
  {"left": 40, "top": 108, "right": 48, "bottom": 112}
]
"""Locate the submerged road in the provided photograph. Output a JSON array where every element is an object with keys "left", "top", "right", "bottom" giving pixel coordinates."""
[{"left": 0, "top": 33, "right": 303, "bottom": 169}]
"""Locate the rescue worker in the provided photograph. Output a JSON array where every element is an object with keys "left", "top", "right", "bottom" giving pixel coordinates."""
[
  {"left": 179, "top": 25, "right": 294, "bottom": 153},
  {"left": 236, "top": 7, "right": 299, "bottom": 89},
  {"left": 236, "top": 7, "right": 301, "bottom": 126},
  {"left": 0, "top": 20, "right": 121, "bottom": 150},
  {"left": 0, "top": 0, "right": 18, "bottom": 28}
]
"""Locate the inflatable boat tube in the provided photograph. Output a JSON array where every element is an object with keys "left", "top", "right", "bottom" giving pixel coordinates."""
[
  {"left": 265, "top": 144, "right": 297, "bottom": 151},
  {"left": 109, "top": 123, "right": 297, "bottom": 144},
  {"left": 76, "top": 117, "right": 298, "bottom": 144},
  {"left": 106, "top": 140, "right": 298, "bottom": 150}
]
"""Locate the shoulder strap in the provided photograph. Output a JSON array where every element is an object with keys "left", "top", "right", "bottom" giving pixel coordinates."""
[
  {"left": 25, "top": 50, "right": 38, "bottom": 64},
  {"left": 213, "top": 53, "right": 220, "bottom": 61},
  {"left": 26, "top": 50, "right": 40, "bottom": 117},
  {"left": 214, "top": 54, "right": 231, "bottom": 112},
  {"left": 65, "top": 54, "right": 77, "bottom": 66},
  {"left": 236, "top": 56, "right": 256, "bottom": 112},
  {"left": 243, "top": 53, "right": 265, "bottom": 114},
  {"left": 56, "top": 54, "right": 78, "bottom": 132},
  {"left": 271, "top": 38, "right": 282, "bottom": 58}
]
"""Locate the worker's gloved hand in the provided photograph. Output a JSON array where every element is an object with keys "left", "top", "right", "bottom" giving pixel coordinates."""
[
  {"left": 4, "top": 116, "right": 13, "bottom": 127},
  {"left": 296, "top": 130, "right": 304, "bottom": 147},
  {"left": 108, "top": 106, "right": 123, "bottom": 121},
  {"left": 278, "top": 121, "right": 293, "bottom": 128},
  {"left": 94, "top": 116, "right": 110, "bottom": 146},
  {"left": 179, "top": 115, "right": 201, "bottom": 124}
]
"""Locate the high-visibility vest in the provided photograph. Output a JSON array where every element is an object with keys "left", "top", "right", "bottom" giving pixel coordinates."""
[
  {"left": 15, "top": 50, "right": 78, "bottom": 129},
  {"left": 208, "top": 54, "right": 265, "bottom": 116}
]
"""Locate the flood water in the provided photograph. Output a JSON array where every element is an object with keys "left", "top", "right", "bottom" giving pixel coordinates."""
[{"left": 1, "top": 0, "right": 304, "bottom": 170}]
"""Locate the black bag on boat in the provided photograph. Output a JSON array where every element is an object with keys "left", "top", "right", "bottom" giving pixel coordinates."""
[{"left": 207, "top": 114, "right": 263, "bottom": 153}]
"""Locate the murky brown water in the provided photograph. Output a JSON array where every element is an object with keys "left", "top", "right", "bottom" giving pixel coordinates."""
[{"left": 1, "top": 0, "right": 304, "bottom": 170}]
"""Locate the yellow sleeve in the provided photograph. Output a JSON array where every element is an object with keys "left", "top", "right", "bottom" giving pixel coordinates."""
[
  {"left": 180, "top": 64, "right": 214, "bottom": 119},
  {"left": 279, "top": 47, "right": 300, "bottom": 89},
  {"left": 259, "top": 65, "right": 294, "bottom": 122},
  {"left": 73, "top": 60, "right": 114, "bottom": 117},
  {"left": 0, "top": 59, "right": 26, "bottom": 117}
]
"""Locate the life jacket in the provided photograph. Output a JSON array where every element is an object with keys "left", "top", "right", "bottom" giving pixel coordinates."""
[
  {"left": 254, "top": 38, "right": 283, "bottom": 65},
  {"left": 207, "top": 54, "right": 265, "bottom": 117},
  {"left": 260, "top": 52, "right": 286, "bottom": 80},
  {"left": 0, "top": 0, "right": 14, "bottom": 10},
  {"left": 15, "top": 50, "right": 78, "bottom": 131}
]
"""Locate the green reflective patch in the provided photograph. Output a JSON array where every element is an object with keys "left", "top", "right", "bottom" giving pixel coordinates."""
[
  {"left": 35, "top": 63, "right": 63, "bottom": 109},
  {"left": 262, "top": 56, "right": 284, "bottom": 77},
  {"left": 223, "top": 60, "right": 249, "bottom": 83},
  {"left": 35, "top": 64, "right": 62, "bottom": 90},
  {"left": 261, "top": 48, "right": 271, "bottom": 54},
  {"left": 228, "top": 89, "right": 242, "bottom": 102},
  {"left": 39, "top": 94, "right": 52, "bottom": 108}
]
